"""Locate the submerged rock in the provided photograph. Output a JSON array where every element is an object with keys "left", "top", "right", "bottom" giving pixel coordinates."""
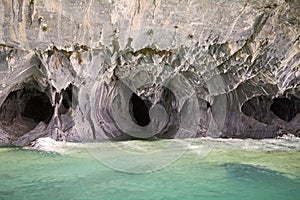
[{"left": 0, "top": 0, "right": 299, "bottom": 145}]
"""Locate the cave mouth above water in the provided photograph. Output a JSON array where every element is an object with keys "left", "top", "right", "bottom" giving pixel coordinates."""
[
  {"left": 270, "top": 98, "right": 296, "bottom": 122},
  {"left": 22, "top": 92, "right": 53, "bottom": 122},
  {"left": 129, "top": 93, "right": 151, "bottom": 127},
  {"left": 241, "top": 96, "right": 272, "bottom": 124},
  {"left": 0, "top": 87, "right": 54, "bottom": 137},
  {"left": 241, "top": 95, "right": 300, "bottom": 124}
]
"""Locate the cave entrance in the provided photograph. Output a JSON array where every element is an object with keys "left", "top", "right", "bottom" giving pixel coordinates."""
[
  {"left": 0, "top": 87, "right": 54, "bottom": 137},
  {"left": 22, "top": 93, "right": 53, "bottom": 122},
  {"left": 241, "top": 96, "right": 272, "bottom": 124},
  {"left": 58, "top": 84, "right": 75, "bottom": 115},
  {"left": 270, "top": 98, "right": 296, "bottom": 122},
  {"left": 129, "top": 93, "right": 151, "bottom": 127}
]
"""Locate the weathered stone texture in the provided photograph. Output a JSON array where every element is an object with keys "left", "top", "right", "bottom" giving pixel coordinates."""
[{"left": 0, "top": 0, "right": 299, "bottom": 145}]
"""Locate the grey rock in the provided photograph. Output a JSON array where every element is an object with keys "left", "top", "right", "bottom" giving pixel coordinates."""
[{"left": 0, "top": 0, "right": 299, "bottom": 145}]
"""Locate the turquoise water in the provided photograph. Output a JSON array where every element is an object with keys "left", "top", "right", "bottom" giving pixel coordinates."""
[{"left": 0, "top": 139, "right": 300, "bottom": 200}]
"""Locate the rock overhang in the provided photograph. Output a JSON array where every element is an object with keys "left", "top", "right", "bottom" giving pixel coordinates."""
[{"left": 0, "top": 0, "right": 299, "bottom": 145}]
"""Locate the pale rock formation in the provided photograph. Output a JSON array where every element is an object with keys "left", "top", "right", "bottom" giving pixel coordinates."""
[{"left": 0, "top": 0, "right": 299, "bottom": 145}]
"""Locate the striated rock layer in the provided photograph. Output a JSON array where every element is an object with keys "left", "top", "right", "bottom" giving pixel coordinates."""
[{"left": 0, "top": 0, "right": 299, "bottom": 145}]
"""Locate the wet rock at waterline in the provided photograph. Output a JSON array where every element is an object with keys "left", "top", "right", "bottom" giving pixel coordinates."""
[{"left": 0, "top": 0, "right": 299, "bottom": 145}]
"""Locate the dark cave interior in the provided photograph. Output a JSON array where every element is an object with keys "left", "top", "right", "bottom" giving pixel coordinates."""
[
  {"left": 129, "top": 93, "right": 151, "bottom": 127},
  {"left": 270, "top": 98, "right": 296, "bottom": 122},
  {"left": 0, "top": 86, "right": 54, "bottom": 137},
  {"left": 241, "top": 95, "right": 300, "bottom": 123},
  {"left": 58, "top": 84, "right": 74, "bottom": 115}
]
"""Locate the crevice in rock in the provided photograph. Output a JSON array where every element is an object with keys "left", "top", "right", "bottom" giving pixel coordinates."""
[
  {"left": 58, "top": 84, "right": 75, "bottom": 114},
  {"left": 207, "top": 101, "right": 211, "bottom": 109},
  {"left": 132, "top": 47, "right": 168, "bottom": 57},
  {"left": 129, "top": 93, "right": 151, "bottom": 127},
  {"left": 28, "top": 0, "right": 34, "bottom": 26},
  {"left": 0, "top": 85, "right": 54, "bottom": 138},
  {"left": 157, "top": 87, "right": 180, "bottom": 138},
  {"left": 197, "top": 98, "right": 211, "bottom": 137}
]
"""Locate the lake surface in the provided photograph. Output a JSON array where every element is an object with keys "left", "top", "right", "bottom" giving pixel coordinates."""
[{"left": 0, "top": 138, "right": 300, "bottom": 200}]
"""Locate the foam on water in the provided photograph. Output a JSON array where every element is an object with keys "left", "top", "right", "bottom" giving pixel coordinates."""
[{"left": 1, "top": 138, "right": 300, "bottom": 200}]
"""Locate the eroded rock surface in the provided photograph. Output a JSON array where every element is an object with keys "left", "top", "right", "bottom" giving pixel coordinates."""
[{"left": 0, "top": 0, "right": 299, "bottom": 145}]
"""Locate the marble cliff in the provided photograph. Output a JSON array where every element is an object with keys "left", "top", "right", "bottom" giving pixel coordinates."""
[{"left": 0, "top": 0, "right": 299, "bottom": 146}]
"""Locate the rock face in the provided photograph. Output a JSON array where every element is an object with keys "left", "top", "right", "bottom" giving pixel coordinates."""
[{"left": 0, "top": 0, "right": 299, "bottom": 145}]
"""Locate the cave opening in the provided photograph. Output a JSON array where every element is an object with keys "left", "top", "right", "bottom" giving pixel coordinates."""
[
  {"left": 241, "top": 96, "right": 272, "bottom": 124},
  {"left": 0, "top": 87, "right": 54, "bottom": 137},
  {"left": 58, "top": 84, "right": 75, "bottom": 115},
  {"left": 62, "top": 84, "right": 73, "bottom": 110},
  {"left": 22, "top": 92, "right": 53, "bottom": 122},
  {"left": 129, "top": 93, "right": 151, "bottom": 127},
  {"left": 270, "top": 98, "right": 296, "bottom": 122}
]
